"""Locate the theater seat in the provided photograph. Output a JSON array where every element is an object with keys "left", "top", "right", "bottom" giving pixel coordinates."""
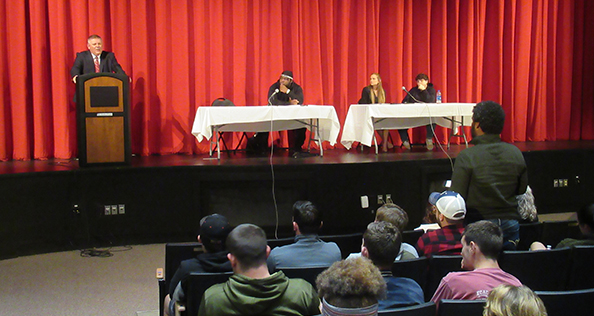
[
  {"left": 157, "top": 242, "right": 203, "bottom": 316},
  {"left": 499, "top": 248, "right": 571, "bottom": 291},
  {"left": 535, "top": 288, "right": 594, "bottom": 316},
  {"left": 276, "top": 265, "right": 329, "bottom": 288},
  {"left": 437, "top": 299, "right": 485, "bottom": 316},
  {"left": 566, "top": 245, "right": 594, "bottom": 290},
  {"left": 391, "top": 256, "right": 429, "bottom": 292},
  {"left": 425, "top": 255, "right": 464, "bottom": 301},
  {"left": 379, "top": 301, "right": 436, "bottom": 316},
  {"left": 319, "top": 233, "right": 364, "bottom": 259},
  {"left": 176, "top": 271, "right": 233, "bottom": 316}
]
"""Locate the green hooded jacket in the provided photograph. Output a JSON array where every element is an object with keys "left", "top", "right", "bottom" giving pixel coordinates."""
[{"left": 198, "top": 271, "right": 320, "bottom": 316}]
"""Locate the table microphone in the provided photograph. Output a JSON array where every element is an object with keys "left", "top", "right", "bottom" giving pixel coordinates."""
[
  {"left": 402, "top": 86, "right": 423, "bottom": 103},
  {"left": 268, "top": 89, "right": 280, "bottom": 106}
]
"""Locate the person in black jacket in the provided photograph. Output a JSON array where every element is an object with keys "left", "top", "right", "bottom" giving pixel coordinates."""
[
  {"left": 358, "top": 73, "right": 394, "bottom": 153},
  {"left": 70, "top": 34, "right": 127, "bottom": 84},
  {"left": 252, "top": 71, "right": 306, "bottom": 156},
  {"left": 164, "top": 214, "right": 233, "bottom": 316},
  {"left": 399, "top": 73, "right": 437, "bottom": 150}
]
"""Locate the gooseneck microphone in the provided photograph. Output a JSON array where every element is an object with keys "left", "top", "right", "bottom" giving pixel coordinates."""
[
  {"left": 268, "top": 89, "right": 280, "bottom": 106},
  {"left": 402, "top": 86, "right": 423, "bottom": 103}
]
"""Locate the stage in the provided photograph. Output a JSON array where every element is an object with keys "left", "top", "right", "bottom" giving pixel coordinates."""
[{"left": 1, "top": 140, "right": 593, "bottom": 259}]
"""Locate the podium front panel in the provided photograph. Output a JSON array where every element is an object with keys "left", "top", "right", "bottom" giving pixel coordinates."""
[{"left": 85, "top": 116, "right": 126, "bottom": 164}]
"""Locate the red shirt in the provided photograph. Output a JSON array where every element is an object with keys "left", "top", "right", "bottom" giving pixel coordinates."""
[{"left": 416, "top": 224, "right": 465, "bottom": 257}]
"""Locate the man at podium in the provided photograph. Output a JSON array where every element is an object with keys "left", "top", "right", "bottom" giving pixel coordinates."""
[{"left": 70, "top": 34, "right": 127, "bottom": 84}]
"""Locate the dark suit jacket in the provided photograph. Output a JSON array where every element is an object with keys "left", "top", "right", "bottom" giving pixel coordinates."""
[
  {"left": 70, "top": 51, "right": 127, "bottom": 102},
  {"left": 70, "top": 50, "right": 126, "bottom": 79}
]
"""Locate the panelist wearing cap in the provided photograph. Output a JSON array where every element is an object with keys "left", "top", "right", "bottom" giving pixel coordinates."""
[
  {"left": 416, "top": 191, "right": 466, "bottom": 257},
  {"left": 252, "top": 71, "right": 306, "bottom": 157}
]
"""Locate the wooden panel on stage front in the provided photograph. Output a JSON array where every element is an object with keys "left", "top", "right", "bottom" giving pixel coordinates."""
[{"left": 85, "top": 116, "right": 125, "bottom": 163}]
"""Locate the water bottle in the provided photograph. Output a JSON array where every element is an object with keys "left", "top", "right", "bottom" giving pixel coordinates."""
[{"left": 436, "top": 90, "right": 442, "bottom": 103}]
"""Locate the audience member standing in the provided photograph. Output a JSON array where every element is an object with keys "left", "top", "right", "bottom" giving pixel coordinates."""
[
  {"left": 267, "top": 200, "right": 341, "bottom": 271},
  {"left": 198, "top": 223, "right": 320, "bottom": 316},
  {"left": 431, "top": 221, "right": 521, "bottom": 307},
  {"left": 361, "top": 221, "right": 424, "bottom": 310},
  {"left": 416, "top": 191, "right": 466, "bottom": 257},
  {"left": 450, "top": 101, "right": 528, "bottom": 250},
  {"left": 316, "top": 257, "right": 386, "bottom": 316}
]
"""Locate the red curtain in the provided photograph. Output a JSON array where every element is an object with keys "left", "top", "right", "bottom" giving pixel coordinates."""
[{"left": 0, "top": 0, "right": 592, "bottom": 160}]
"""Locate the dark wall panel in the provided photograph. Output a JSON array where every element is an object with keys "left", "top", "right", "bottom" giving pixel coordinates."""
[{"left": 1, "top": 147, "right": 592, "bottom": 258}]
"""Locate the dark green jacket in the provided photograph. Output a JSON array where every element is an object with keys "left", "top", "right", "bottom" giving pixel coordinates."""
[
  {"left": 450, "top": 134, "right": 528, "bottom": 220},
  {"left": 198, "top": 271, "right": 320, "bottom": 316}
]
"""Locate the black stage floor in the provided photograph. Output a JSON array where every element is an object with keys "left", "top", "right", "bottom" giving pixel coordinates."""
[{"left": 2, "top": 140, "right": 594, "bottom": 174}]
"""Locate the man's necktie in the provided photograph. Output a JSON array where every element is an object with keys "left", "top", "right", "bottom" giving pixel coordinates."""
[{"left": 94, "top": 56, "right": 100, "bottom": 73}]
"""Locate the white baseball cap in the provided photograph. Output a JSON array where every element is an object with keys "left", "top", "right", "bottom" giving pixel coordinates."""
[{"left": 429, "top": 191, "right": 466, "bottom": 220}]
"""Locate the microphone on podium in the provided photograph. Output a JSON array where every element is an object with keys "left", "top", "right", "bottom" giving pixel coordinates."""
[
  {"left": 402, "top": 86, "right": 422, "bottom": 103},
  {"left": 268, "top": 89, "right": 280, "bottom": 106}
]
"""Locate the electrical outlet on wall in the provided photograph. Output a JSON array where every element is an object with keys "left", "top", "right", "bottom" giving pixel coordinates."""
[{"left": 377, "top": 195, "right": 384, "bottom": 205}]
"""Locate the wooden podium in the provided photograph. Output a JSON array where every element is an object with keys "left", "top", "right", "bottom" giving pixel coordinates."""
[{"left": 76, "top": 73, "right": 131, "bottom": 167}]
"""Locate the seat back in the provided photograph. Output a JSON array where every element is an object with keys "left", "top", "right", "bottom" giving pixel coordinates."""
[
  {"left": 391, "top": 256, "right": 429, "bottom": 292},
  {"left": 566, "top": 245, "right": 594, "bottom": 290},
  {"left": 164, "top": 243, "right": 204, "bottom": 290},
  {"left": 211, "top": 98, "right": 234, "bottom": 106},
  {"left": 402, "top": 229, "right": 424, "bottom": 246},
  {"left": 499, "top": 247, "right": 571, "bottom": 291},
  {"left": 541, "top": 220, "right": 580, "bottom": 247},
  {"left": 319, "top": 233, "right": 364, "bottom": 259},
  {"left": 276, "top": 265, "right": 329, "bottom": 288},
  {"left": 437, "top": 299, "right": 485, "bottom": 316},
  {"left": 517, "top": 221, "right": 543, "bottom": 250},
  {"left": 379, "top": 301, "right": 436, "bottom": 316},
  {"left": 535, "top": 288, "right": 594, "bottom": 316},
  {"left": 158, "top": 242, "right": 203, "bottom": 316},
  {"left": 425, "top": 255, "right": 464, "bottom": 301},
  {"left": 183, "top": 271, "right": 234, "bottom": 316}
]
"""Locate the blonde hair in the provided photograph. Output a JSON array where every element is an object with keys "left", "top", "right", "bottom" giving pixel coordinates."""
[
  {"left": 484, "top": 285, "right": 547, "bottom": 316},
  {"left": 369, "top": 73, "right": 386, "bottom": 104}
]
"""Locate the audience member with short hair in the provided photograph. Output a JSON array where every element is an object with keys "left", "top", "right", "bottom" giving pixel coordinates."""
[
  {"left": 361, "top": 221, "right": 424, "bottom": 310},
  {"left": 483, "top": 284, "right": 547, "bottom": 316},
  {"left": 348, "top": 203, "right": 419, "bottom": 260},
  {"left": 198, "top": 223, "right": 320, "bottom": 316},
  {"left": 416, "top": 191, "right": 466, "bottom": 257},
  {"left": 267, "top": 200, "right": 341, "bottom": 270},
  {"left": 316, "top": 257, "right": 386, "bottom": 316},
  {"left": 450, "top": 101, "right": 528, "bottom": 250},
  {"left": 164, "top": 214, "right": 233, "bottom": 316},
  {"left": 531, "top": 202, "right": 594, "bottom": 250},
  {"left": 431, "top": 220, "right": 521, "bottom": 306}
]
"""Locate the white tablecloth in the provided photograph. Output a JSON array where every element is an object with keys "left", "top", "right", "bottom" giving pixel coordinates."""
[
  {"left": 341, "top": 103, "right": 475, "bottom": 149},
  {"left": 191, "top": 105, "right": 341, "bottom": 146}
]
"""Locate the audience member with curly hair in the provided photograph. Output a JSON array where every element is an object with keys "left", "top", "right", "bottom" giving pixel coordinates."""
[{"left": 316, "top": 257, "right": 386, "bottom": 316}]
